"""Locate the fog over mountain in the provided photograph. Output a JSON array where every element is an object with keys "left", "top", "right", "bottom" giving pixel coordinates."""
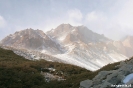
[
  {"left": 1, "top": 24, "right": 133, "bottom": 71},
  {"left": 1, "top": 0, "right": 133, "bottom": 41}
]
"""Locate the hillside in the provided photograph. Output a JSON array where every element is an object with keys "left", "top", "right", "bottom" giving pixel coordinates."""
[
  {"left": 0, "top": 47, "right": 90, "bottom": 88},
  {"left": 0, "top": 47, "right": 129, "bottom": 88}
]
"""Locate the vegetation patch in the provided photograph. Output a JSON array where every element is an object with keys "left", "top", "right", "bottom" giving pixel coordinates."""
[{"left": 0, "top": 47, "right": 130, "bottom": 88}]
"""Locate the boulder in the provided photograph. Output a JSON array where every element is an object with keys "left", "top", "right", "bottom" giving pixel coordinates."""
[{"left": 80, "top": 79, "right": 92, "bottom": 88}]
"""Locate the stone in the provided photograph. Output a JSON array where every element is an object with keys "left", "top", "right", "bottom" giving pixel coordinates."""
[
  {"left": 80, "top": 58, "right": 133, "bottom": 88},
  {"left": 80, "top": 80, "right": 92, "bottom": 88}
]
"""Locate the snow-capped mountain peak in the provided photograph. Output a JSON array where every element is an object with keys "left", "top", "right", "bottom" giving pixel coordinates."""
[{"left": 1, "top": 24, "right": 132, "bottom": 71}]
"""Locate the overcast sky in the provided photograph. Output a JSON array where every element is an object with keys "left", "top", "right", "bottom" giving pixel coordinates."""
[{"left": 0, "top": 0, "right": 133, "bottom": 40}]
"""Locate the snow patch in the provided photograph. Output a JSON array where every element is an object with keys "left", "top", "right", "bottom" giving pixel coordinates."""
[
  {"left": 65, "top": 44, "right": 75, "bottom": 53},
  {"left": 54, "top": 54, "right": 100, "bottom": 71},
  {"left": 58, "top": 35, "right": 66, "bottom": 41},
  {"left": 123, "top": 73, "right": 133, "bottom": 83}
]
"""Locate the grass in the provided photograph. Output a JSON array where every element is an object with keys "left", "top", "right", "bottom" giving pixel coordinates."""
[{"left": 0, "top": 47, "right": 131, "bottom": 88}]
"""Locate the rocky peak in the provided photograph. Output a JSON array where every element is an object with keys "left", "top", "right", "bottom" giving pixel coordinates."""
[
  {"left": 59, "top": 23, "right": 72, "bottom": 28},
  {"left": 0, "top": 28, "right": 62, "bottom": 54},
  {"left": 47, "top": 24, "right": 110, "bottom": 44}
]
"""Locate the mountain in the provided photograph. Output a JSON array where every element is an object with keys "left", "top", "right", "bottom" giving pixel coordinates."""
[
  {"left": 0, "top": 28, "right": 62, "bottom": 54},
  {"left": 0, "top": 24, "right": 132, "bottom": 71},
  {"left": 122, "top": 36, "right": 133, "bottom": 57},
  {"left": 46, "top": 24, "right": 128, "bottom": 71},
  {"left": 47, "top": 24, "right": 109, "bottom": 44}
]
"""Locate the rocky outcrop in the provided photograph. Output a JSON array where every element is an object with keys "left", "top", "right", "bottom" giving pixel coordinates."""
[{"left": 80, "top": 58, "right": 133, "bottom": 88}]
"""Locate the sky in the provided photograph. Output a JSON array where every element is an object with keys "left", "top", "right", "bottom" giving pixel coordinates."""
[{"left": 0, "top": 0, "right": 133, "bottom": 40}]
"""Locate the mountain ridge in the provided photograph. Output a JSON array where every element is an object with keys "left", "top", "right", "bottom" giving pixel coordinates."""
[
  {"left": 0, "top": 28, "right": 62, "bottom": 54},
  {"left": 0, "top": 24, "right": 132, "bottom": 71}
]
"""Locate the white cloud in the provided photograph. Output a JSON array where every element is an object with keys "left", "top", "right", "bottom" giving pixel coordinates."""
[
  {"left": 68, "top": 9, "right": 83, "bottom": 21},
  {"left": 0, "top": 15, "right": 6, "bottom": 28},
  {"left": 85, "top": 0, "right": 133, "bottom": 40},
  {"left": 108, "top": 0, "right": 133, "bottom": 39},
  {"left": 67, "top": 9, "right": 83, "bottom": 26},
  {"left": 85, "top": 10, "right": 130, "bottom": 40},
  {"left": 41, "top": 9, "right": 83, "bottom": 31},
  {"left": 85, "top": 11, "right": 108, "bottom": 34},
  {"left": 116, "top": 0, "right": 133, "bottom": 29},
  {"left": 1, "top": 0, "right": 133, "bottom": 41},
  {"left": 41, "top": 9, "right": 83, "bottom": 32},
  {"left": 86, "top": 11, "right": 98, "bottom": 22},
  {"left": 86, "top": 11, "right": 107, "bottom": 23}
]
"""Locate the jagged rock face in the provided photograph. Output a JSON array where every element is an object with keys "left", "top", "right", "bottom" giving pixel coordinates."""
[{"left": 0, "top": 29, "right": 61, "bottom": 54}]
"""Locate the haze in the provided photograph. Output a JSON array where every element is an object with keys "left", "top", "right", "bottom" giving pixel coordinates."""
[{"left": 0, "top": 0, "right": 133, "bottom": 40}]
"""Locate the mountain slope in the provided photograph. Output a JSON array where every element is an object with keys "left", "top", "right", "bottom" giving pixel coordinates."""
[
  {"left": 46, "top": 24, "right": 128, "bottom": 71},
  {"left": 0, "top": 28, "right": 61, "bottom": 54},
  {"left": 0, "top": 47, "right": 92, "bottom": 88}
]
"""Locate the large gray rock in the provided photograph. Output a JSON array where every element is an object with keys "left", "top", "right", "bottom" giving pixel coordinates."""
[
  {"left": 80, "top": 58, "right": 133, "bottom": 88},
  {"left": 80, "top": 80, "right": 92, "bottom": 88}
]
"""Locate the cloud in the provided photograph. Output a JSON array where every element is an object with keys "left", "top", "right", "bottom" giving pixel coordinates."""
[
  {"left": 85, "top": 11, "right": 108, "bottom": 34},
  {"left": 67, "top": 9, "right": 83, "bottom": 26},
  {"left": 116, "top": 0, "right": 133, "bottom": 29},
  {"left": 68, "top": 9, "right": 83, "bottom": 21},
  {"left": 85, "top": 0, "right": 133, "bottom": 40},
  {"left": 86, "top": 11, "right": 107, "bottom": 23},
  {"left": 108, "top": 0, "right": 133, "bottom": 39},
  {"left": 1, "top": 0, "right": 133, "bottom": 41},
  {"left": 40, "top": 9, "right": 83, "bottom": 32},
  {"left": 86, "top": 11, "right": 99, "bottom": 22},
  {"left": 0, "top": 15, "right": 6, "bottom": 28},
  {"left": 85, "top": 10, "right": 129, "bottom": 40}
]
